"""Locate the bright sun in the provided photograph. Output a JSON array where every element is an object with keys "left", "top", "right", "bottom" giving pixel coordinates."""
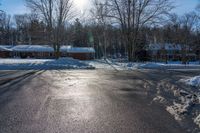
[{"left": 74, "top": 0, "right": 88, "bottom": 11}]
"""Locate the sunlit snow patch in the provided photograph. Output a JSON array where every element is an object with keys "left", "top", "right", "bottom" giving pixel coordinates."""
[
  {"left": 182, "top": 76, "right": 200, "bottom": 87},
  {"left": 0, "top": 58, "right": 94, "bottom": 70}
]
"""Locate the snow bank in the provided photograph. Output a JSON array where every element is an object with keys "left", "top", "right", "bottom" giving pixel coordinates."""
[
  {"left": 80, "top": 57, "right": 200, "bottom": 71},
  {"left": 86, "top": 59, "right": 200, "bottom": 71},
  {"left": 150, "top": 80, "right": 200, "bottom": 129},
  {"left": 0, "top": 58, "right": 94, "bottom": 70},
  {"left": 184, "top": 76, "right": 200, "bottom": 87},
  {"left": 101, "top": 60, "right": 164, "bottom": 70},
  {"left": 85, "top": 60, "right": 116, "bottom": 70},
  {"left": 0, "top": 58, "right": 51, "bottom": 64},
  {"left": 138, "top": 63, "right": 164, "bottom": 69},
  {"left": 194, "top": 114, "right": 200, "bottom": 128},
  {"left": 118, "top": 61, "right": 200, "bottom": 70},
  {"left": 166, "top": 101, "right": 191, "bottom": 121},
  {"left": 153, "top": 96, "right": 167, "bottom": 104}
]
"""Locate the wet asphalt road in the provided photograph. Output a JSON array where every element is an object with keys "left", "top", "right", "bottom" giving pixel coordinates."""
[{"left": 0, "top": 69, "right": 198, "bottom": 133}]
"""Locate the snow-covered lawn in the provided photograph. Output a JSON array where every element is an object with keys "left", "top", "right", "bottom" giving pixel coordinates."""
[
  {"left": 0, "top": 58, "right": 199, "bottom": 71},
  {"left": 85, "top": 60, "right": 115, "bottom": 70},
  {"left": 1, "top": 58, "right": 199, "bottom": 71},
  {"left": 0, "top": 58, "right": 94, "bottom": 70},
  {"left": 87, "top": 59, "right": 200, "bottom": 70},
  {"left": 0, "top": 58, "right": 51, "bottom": 64},
  {"left": 86, "top": 59, "right": 164, "bottom": 70},
  {"left": 118, "top": 61, "right": 200, "bottom": 70}
]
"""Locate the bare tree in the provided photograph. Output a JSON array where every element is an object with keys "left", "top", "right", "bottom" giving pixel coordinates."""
[
  {"left": 54, "top": 0, "right": 75, "bottom": 57},
  {"left": 26, "top": 0, "right": 75, "bottom": 58},
  {"left": 103, "top": 0, "right": 173, "bottom": 61},
  {"left": 0, "top": 12, "right": 11, "bottom": 44},
  {"left": 90, "top": 0, "right": 111, "bottom": 59},
  {"left": 179, "top": 12, "right": 198, "bottom": 64},
  {"left": 14, "top": 14, "right": 31, "bottom": 44},
  {"left": 26, "top": 0, "right": 53, "bottom": 30}
]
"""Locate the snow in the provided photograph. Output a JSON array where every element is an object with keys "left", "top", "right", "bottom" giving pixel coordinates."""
[
  {"left": 0, "top": 45, "right": 95, "bottom": 53},
  {"left": 194, "top": 114, "right": 200, "bottom": 128},
  {"left": 153, "top": 96, "right": 167, "bottom": 104},
  {"left": 0, "top": 46, "right": 12, "bottom": 51},
  {"left": 85, "top": 60, "right": 115, "bottom": 70},
  {"left": 60, "top": 46, "right": 96, "bottom": 53},
  {"left": 114, "top": 61, "right": 200, "bottom": 70},
  {"left": 114, "top": 62, "right": 161, "bottom": 70},
  {"left": 182, "top": 76, "right": 200, "bottom": 87},
  {"left": 0, "top": 45, "right": 13, "bottom": 49},
  {"left": 86, "top": 59, "right": 132, "bottom": 70},
  {"left": 166, "top": 99, "right": 193, "bottom": 121},
  {"left": 164, "top": 43, "right": 182, "bottom": 51},
  {"left": 12, "top": 45, "right": 54, "bottom": 52},
  {"left": 0, "top": 58, "right": 94, "bottom": 70},
  {"left": 148, "top": 43, "right": 185, "bottom": 51},
  {"left": 60, "top": 45, "right": 72, "bottom": 52},
  {"left": 0, "top": 56, "right": 199, "bottom": 70},
  {"left": 151, "top": 78, "right": 200, "bottom": 127},
  {"left": 0, "top": 58, "right": 51, "bottom": 64},
  {"left": 166, "top": 93, "right": 200, "bottom": 126},
  {"left": 67, "top": 47, "right": 95, "bottom": 53},
  {"left": 166, "top": 102, "right": 188, "bottom": 121},
  {"left": 86, "top": 59, "right": 200, "bottom": 71},
  {"left": 149, "top": 43, "right": 181, "bottom": 50}
]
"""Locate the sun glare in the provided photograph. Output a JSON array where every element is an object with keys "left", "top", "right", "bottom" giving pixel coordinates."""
[{"left": 74, "top": 0, "right": 88, "bottom": 11}]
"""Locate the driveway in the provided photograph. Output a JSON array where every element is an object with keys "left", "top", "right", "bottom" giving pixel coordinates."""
[{"left": 0, "top": 69, "right": 199, "bottom": 133}]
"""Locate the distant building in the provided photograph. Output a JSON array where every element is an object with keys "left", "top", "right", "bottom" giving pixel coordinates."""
[
  {"left": 60, "top": 46, "right": 96, "bottom": 60},
  {"left": 0, "top": 46, "right": 12, "bottom": 58},
  {"left": 148, "top": 43, "right": 197, "bottom": 61},
  {"left": 12, "top": 45, "right": 54, "bottom": 59},
  {"left": 65, "top": 47, "right": 96, "bottom": 60},
  {"left": 0, "top": 45, "right": 95, "bottom": 60}
]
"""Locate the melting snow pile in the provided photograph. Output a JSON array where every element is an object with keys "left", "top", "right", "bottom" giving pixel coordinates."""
[
  {"left": 194, "top": 114, "right": 200, "bottom": 128},
  {"left": 0, "top": 58, "right": 94, "bottom": 70},
  {"left": 166, "top": 101, "right": 192, "bottom": 121},
  {"left": 184, "top": 76, "right": 200, "bottom": 87},
  {"left": 138, "top": 63, "right": 164, "bottom": 69},
  {"left": 151, "top": 80, "right": 200, "bottom": 130}
]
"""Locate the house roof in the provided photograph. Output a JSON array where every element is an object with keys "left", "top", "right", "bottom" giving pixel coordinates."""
[
  {"left": 0, "top": 45, "right": 95, "bottom": 53},
  {"left": 60, "top": 46, "right": 72, "bottom": 52},
  {"left": 0, "top": 45, "right": 13, "bottom": 51},
  {"left": 12, "top": 45, "right": 54, "bottom": 52},
  {"left": 148, "top": 43, "right": 183, "bottom": 51},
  {"left": 67, "top": 47, "right": 95, "bottom": 53},
  {"left": 60, "top": 46, "right": 95, "bottom": 53}
]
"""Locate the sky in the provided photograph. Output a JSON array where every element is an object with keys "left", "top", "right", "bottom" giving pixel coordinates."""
[
  {"left": 0, "top": 0, "right": 199, "bottom": 16},
  {"left": 174, "top": 0, "right": 199, "bottom": 14}
]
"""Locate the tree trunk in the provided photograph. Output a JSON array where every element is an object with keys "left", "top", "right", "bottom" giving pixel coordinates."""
[
  {"left": 54, "top": 43, "right": 60, "bottom": 59},
  {"left": 127, "top": 41, "right": 133, "bottom": 62}
]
